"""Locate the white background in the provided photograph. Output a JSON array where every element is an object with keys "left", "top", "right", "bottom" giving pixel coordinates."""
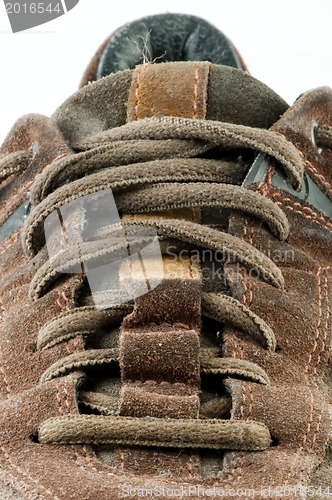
[{"left": 0, "top": 0, "right": 331, "bottom": 145}]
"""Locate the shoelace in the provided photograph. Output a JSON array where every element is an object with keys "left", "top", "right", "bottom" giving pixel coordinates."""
[{"left": 2, "top": 117, "right": 330, "bottom": 451}]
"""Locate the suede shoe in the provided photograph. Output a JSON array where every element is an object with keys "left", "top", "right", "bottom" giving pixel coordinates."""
[{"left": 0, "top": 13, "right": 331, "bottom": 499}]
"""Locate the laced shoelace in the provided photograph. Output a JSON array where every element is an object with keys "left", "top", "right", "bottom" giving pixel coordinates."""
[{"left": 2, "top": 117, "right": 330, "bottom": 452}]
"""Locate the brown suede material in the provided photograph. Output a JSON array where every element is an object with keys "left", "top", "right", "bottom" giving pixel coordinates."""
[
  {"left": 119, "top": 324, "right": 201, "bottom": 420},
  {"left": 0, "top": 218, "right": 207, "bottom": 497},
  {"left": 113, "top": 65, "right": 206, "bottom": 479},
  {"left": 206, "top": 64, "right": 288, "bottom": 129},
  {"left": 0, "top": 369, "right": 205, "bottom": 499},
  {"left": 0, "top": 116, "right": 84, "bottom": 397},
  {"left": 53, "top": 62, "right": 288, "bottom": 145},
  {"left": 0, "top": 479, "right": 24, "bottom": 500},
  {"left": 119, "top": 384, "right": 200, "bottom": 419},
  {"left": 0, "top": 55, "right": 331, "bottom": 498},
  {"left": 53, "top": 70, "right": 133, "bottom": 145},
  {"left": 118, "top": 279, "right": 201, "bottom": 480},
  {"left": 216, "top": 90, "right": 332, "bottom": 489},
  {"left": 113, "top": 446, "right": 201, "bottom": 479},
  {"left": 0, "top": 265, "right": 84, "bottom": 394},
  {"left": 310, "top": 441, "right": 332, "bottom": 497},
  {"left": 120, "top": 328, "right": 200, "bottom": 386},
  {"left": 271, "top": 87, "right": 332, "bottom": 198},
  {"left": 0, "top": 114, "right": 71, "bottom": 228},
  {"left": 122, "top": 279, "right": 201, "bottom": 330}
]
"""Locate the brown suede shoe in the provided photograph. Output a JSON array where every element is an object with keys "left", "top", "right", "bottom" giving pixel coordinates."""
[{"left": 0, "top": 13, "right": 331, "bottom": 500}]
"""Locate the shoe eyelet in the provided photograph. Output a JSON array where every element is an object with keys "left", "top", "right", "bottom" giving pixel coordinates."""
[
  {"left": 275, "top": 344, "right": 282, "bottom": 354},
  {"left": 26, "top": 342, "right": 37, "bottom": 353},
  {"left": 29, "top": 430, "right": 39, "bottom": 443},
  {"left": 28, "top": 141, "right": 38, "bottom": 158},
  {"left": 310, "top": 120, "right": 323, "bottom": 154}
]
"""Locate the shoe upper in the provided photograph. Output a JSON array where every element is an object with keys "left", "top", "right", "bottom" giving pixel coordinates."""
[{"left": 0, "top": 13, "right": 331, "bottom": 499}]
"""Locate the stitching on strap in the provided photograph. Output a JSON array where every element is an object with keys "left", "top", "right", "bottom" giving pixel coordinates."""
[
  {"left": 0, "top": 297, "right": 11, "bottom": 395},
  {"left": 193, "top": 62, "right": 200, "bottom": 119},
  {"left": 272, "top": 193, "right": 332, "bottom": 231},
  {"left": 0, "top": 334, "right": 60, "bottom": 499},
  {"left": 134, "top": 64, "right": 149, "bottom": 121},
  {"left": 285, "top": 267, "right": 331, "bottom": 484},
  {"left": 0, "top": 445, "right": 58, "bottom": 500}
]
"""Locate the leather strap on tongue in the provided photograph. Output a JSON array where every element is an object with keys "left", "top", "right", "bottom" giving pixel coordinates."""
[
  {"left": 116, "top": 273, "right": 202, "bottom": 476},
  {"left": 127, "top": 61, "right": 210, "bottom": 121},
  {"left": 116, "top": 223, "right": 203, "bottom": 477},
  {"left": 114, "top": 62, "right": 209, "bottom": 477}
]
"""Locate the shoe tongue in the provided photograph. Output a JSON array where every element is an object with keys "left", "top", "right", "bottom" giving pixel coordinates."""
[
  {"left": 95, "top": 13, "right": 245, "bottom": 80},
  {"left": 55, "top": 16, "right": 288, "bottom": 145}
]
